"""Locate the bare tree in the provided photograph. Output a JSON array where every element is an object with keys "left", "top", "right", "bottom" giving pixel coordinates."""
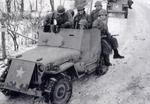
[
  {"left": 6, "top": 14, "right": 19, "bottom": 51},
  {"left": 0, "top": 21, "right": 6, "bottom": 59},
  {"left": 36, "top": 0, "right": 38, "bottom": 11},
  {"left": 0, "top": 10, "right": 8, "bottom": 59},
  {"left": 74, "top": 0, "right": 87, "bottom": 8},
  {"left": 6, "top": 0, "right": 11, "bottom": 13},
  {"left": 20, "top": 0, "right": 24, "bottom": 13},
  {"left": 29, "top": 0, "right": 33, "bottom": 12},
  {"left": 50, "top": 0, "right": 54, "bottom": 11}
]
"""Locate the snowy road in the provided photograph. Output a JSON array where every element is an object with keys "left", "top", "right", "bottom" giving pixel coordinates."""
[
  {"left": 1, "top": 0, "right": 150, "bottom": 104},
  {"left": 71, "top": 0, "right": 150, "bottom": 104}
]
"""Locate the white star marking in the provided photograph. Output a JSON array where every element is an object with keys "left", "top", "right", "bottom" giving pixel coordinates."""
[{"left": 16, "top": 67, "right": 25, "bottom": 78}]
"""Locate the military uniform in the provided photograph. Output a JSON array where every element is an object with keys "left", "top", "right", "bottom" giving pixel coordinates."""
[
  {"left": 128, "top": 0, "right": 133, "bottom": 9},
  {"left": 93, "top": 9, "right": 124, "bottom": 66},
  {"left": 74, "top": 12, "right": 92, "bottom": 29},
  {"left": 90, "top": 1, "right": 103, "bottom": 22},
  {"left": 73, "top": 5, "right": 92, "bottom": 29},
  {"left": 43, "top": 6, "right": 73, "bottom": 32},
  {"left": 91, "top": 9, "right": 100, "bottom": 22}
]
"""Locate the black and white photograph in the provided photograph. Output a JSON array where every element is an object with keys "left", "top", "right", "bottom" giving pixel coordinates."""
[{"left": 0, "top": 0, "right": 150, "bottom": 104}]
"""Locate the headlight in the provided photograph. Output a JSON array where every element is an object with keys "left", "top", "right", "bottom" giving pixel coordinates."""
[
  {"left": 37, "top": 64, "right": 45, "bottom": 72},
  {"left": 4, "top": 59, "right": 9, "bottom": 65}
]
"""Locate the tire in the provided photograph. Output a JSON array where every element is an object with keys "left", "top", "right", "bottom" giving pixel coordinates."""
[
  {"left": 96, "top": 64, "right": 109, "bottom": 76},
  {"left": 95, "top": 56, "right": 109, "bottom": 76},
  {"left": 50, "top": 76, "right": 72, "bottom": 104}
]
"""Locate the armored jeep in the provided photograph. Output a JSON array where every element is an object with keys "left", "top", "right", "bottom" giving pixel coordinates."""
[
  {"left": 107, "top": 0, "right": 129, "bottom": 18},
  {"left": 0, "top": 28, "right": 108, "bottom": 104}
]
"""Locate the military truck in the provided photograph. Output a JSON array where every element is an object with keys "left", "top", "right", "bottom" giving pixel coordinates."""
[
  {"left": 107, "top": 0, "right": 129, "bottom": 18},
  {"left": 0, "top": 28, "right": 108, "bottom": 104}
]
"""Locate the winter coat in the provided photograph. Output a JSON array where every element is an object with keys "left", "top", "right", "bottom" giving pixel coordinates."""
[
  {"left": 74, "top": 11, "right": 92, "bottom": 29},
  {"left": 90, "top": 9, "right": 100, "bottom": 22},
  {"left": 93, "top": 18, "right": 119, "bottom": 54},
  {"left": 43, "top": 11, "right": 73, "bottom": 32}
]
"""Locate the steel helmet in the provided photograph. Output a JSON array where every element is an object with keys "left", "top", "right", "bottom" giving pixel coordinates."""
[
  {"left": 95, "top": 1, "right": 102, "bottom": 7},
  {"left": 57, "top": 5, "right": 65, "bottom": 14}
]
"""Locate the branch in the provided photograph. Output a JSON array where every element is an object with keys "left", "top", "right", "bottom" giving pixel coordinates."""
[{"left": 8, "top": 28, "right": 38, "bottom": 42}]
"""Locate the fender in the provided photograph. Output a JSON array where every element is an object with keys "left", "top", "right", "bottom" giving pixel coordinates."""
[{"left": 59, "top": 62, "right": 74, "bottom": 71}]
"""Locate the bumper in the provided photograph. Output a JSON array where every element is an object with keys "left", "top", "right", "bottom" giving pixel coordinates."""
[
  {"left": 0, "top": 82, "right": 4, "bottom": 89},
  {"left": 0, "top": 81, "right": 42, "bottom": 97}
]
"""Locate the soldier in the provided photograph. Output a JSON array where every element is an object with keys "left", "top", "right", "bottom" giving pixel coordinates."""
[
  {"left": 43, "top": 5, "right": 73, "bottom": 32},
  {"left": 67, "top": 9, "right": 75, "bottom": 17},
  {"left": 128, "top": 0, "right": 133, "bottom": 9},
  {"left": 90, "top": 1, "right": 103, "bottom": 22},
  {"left": 93, "top": 9, "right": 124, "bottom": 66},
  {"left": 74, "top": 5, "right": 92, "bottom": 29}
]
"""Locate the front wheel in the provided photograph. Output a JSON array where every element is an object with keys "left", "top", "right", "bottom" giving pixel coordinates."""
[{"left": 50, "top": 77, "right": 72, "bottom": 104}]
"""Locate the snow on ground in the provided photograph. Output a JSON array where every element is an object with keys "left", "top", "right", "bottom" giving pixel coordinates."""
[
  {"left": 70, "top": 0, "right": 150, "bottom": 104},
  {"left": 1, "top": 0, "right": 150, "bottom": 104}
]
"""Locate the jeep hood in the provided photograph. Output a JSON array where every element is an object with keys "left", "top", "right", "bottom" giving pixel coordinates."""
[{"left": 15, "top": 46, "right": 80, "bottom": 65}]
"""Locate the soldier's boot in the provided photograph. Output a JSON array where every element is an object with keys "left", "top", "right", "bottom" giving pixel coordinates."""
[
  {"left": 113, "top": 49, "right": 124, "bottom": 59},
  {"left": 103, "top": 54, "right": 112, "bottom": 66}
]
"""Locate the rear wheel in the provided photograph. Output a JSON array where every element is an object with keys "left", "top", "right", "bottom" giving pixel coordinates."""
[{"left": 95, "top": 56, "right": 109, "bottom": 76}]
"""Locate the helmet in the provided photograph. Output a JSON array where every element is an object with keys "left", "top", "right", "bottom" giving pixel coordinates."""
[
  {"left": 57, "top": 5, "right": 65, "bottom": 14},
  {"left": 95, "top": 1, "right": 102, "bottom": 7},
  {"left": 77, "top": 5, "right": 85, "bottom": 11},
  {"left": 99, "top": 9, "right": 107, "bottom": 15}
]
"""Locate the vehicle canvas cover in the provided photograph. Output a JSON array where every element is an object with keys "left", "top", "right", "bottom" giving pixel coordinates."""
[
  {"left": 38, "top": 28, "right": 101, "bottom": 64},
  {"left": 16, "top": 46, "right": 80, "bottom": 65},
  {"left": 4, "top": 59, "right": 35, "bottom": 92}
]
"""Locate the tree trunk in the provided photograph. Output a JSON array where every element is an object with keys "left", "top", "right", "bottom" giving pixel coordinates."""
[
  {"left": 36, "top": 0, "right": 38, "bottom": 11},
  {"left": 14, "top": 0, "right": 16, "bottom": 12},
  {"left": 20, "top": 0, "right": 24, "bottom": 13},
  {"left": 13, "top": 37, "right": 19, "bottom": 51},
  {"left": 1, "top": 22, "right": 6, "bottom": 59},
  {"left": 50, "top": 0, "right": 54, "bottom": 11},
  {"left": 29, "top": 0, "right": 33, "bottom": 12},
  {"left": 6, "top": 0, "right": 11, "bottom": 13}
]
